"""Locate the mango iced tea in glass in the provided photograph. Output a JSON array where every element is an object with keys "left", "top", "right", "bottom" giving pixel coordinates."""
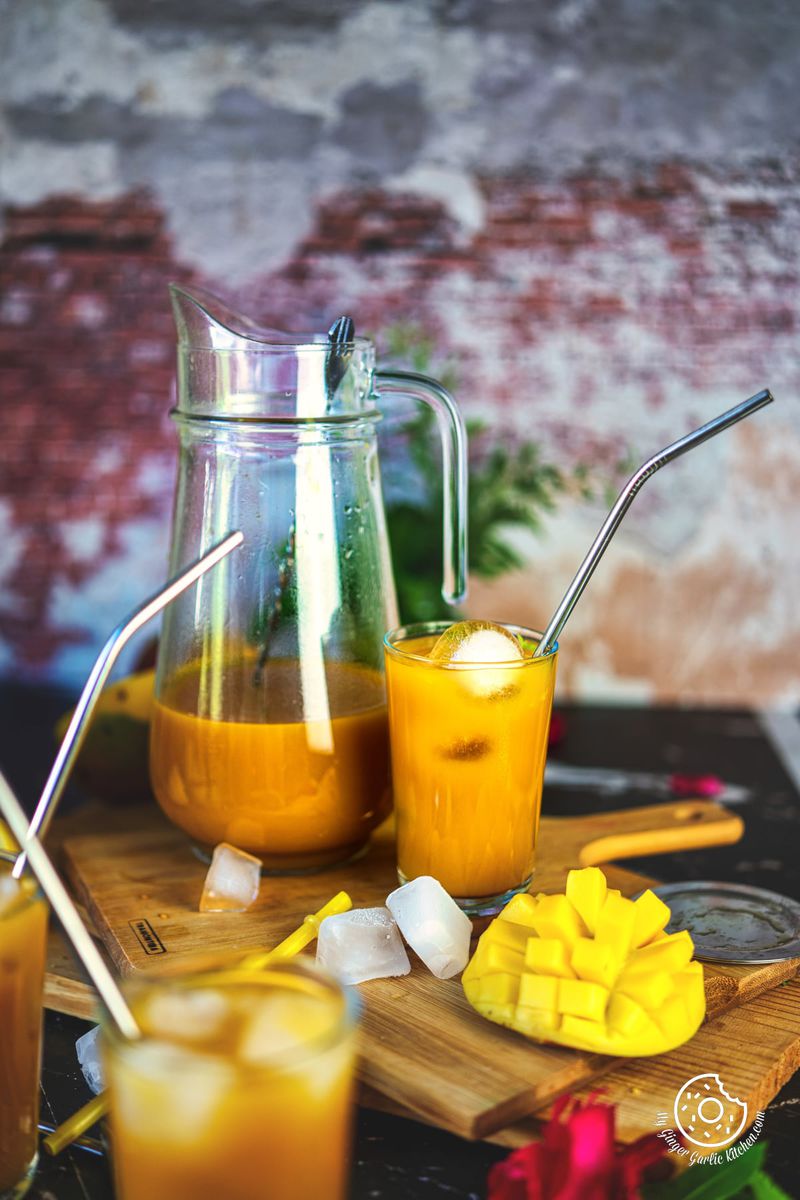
[
  {"left": 384, "top": 621, "right": 558, "bottom": 914},
  {"left": 0, "top": 864, "right": 48, "bottom": 1199},
  {"left": 150, "top": 658, "right": 391, "bottom": 871},
  {"left": 102, "top": 961, "right": 358, "bottom": 1200}
]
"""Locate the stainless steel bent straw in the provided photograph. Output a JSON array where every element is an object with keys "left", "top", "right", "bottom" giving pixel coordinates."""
[
  {"left": 12, "top": 530, "right": 244, "bottom": 878},
  {"left": 534, "top": 389, "right": 774, "bottom": 658},
  {"left": 0, "top": 767, "right": 141, "bottom": 1040}
]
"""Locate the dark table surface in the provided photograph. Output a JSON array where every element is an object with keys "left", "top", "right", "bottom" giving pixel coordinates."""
[{"left": 2, "top": 684, "right": 799, "bottom": 1198}]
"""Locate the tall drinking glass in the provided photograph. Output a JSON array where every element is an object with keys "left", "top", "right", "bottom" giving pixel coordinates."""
[
  {"left": 384, "top": 621, "right": 558, "bottom": 915},
  {"left": 0, "top": 865, "right": 48, "bottom": 1199},
  {"left": 102, "top": 960, "right": 358, "bottom": 1200}
]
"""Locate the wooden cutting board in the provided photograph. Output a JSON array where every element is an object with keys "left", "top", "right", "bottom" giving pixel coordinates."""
[
  {"left": 51, "top": 796, "right": 800, "bottom": 1142},
  {"left": 509, "top": 975, "right": 800, "bottom": 1149},
  {"left": 360, "top": 977, "right": 800, "bottom": 1153}
]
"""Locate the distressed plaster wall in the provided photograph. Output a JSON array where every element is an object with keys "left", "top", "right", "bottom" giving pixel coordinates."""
[{"left": 1, "top": 0, "right": 799, "bottom": 704}]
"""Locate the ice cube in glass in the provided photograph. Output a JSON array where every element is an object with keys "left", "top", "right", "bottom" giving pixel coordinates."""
[
  {"left": 141, "top": 987, "right": 230, "bottom": 1045},
  {"left": 429, "top": 620, "right": 524, "bottom": 698},
  {"left": 238, "top": 991, "right": 340, "bottom": 1067},
  {"left": 0, "top": 871, "right": 21, "bottom": 917}
]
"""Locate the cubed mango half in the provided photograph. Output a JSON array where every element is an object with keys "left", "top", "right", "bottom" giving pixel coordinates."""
[{"left": 463, "top": 867, "right": 705, "bottom": 1056}]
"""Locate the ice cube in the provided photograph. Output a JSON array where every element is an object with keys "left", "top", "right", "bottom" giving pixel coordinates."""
[
  {"left": 316, "top": 907, "right": 410, "bottom": 985},
  {"left": 386, "top": 877, "right": 473, "bottom": 979},
  {"left": 141, "top": 987, "right": 230, "bottom": 1045},
  {"left": 114, "top": 1039, "right": 236, "bottom": 1144},
  {"left": 76, "top": 1024, "right": 105, "bottom": 1093},
  {"left": 429, "top": 620, "right": 524, "bottom": 699},
  {"left": 430, "top": 620, "right": 524, "bottom": 665},
  {"left": 238, "top": 992, "right": 337, "bottom": 1067},
  {"left": 199, "top": 842, "right": 262, "bottom": 912},
  {"left": 0, "top": 871, "right": 21, "bottom": 917}
]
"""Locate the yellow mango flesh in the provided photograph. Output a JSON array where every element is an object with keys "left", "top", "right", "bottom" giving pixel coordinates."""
[{"left": 462, "top": 868, "right": 705, "bottom": 1056}]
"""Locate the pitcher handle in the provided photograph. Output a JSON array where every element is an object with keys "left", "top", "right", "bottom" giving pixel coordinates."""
[{"left": 376, "top": 369, "right": 468, "bottom": 607}]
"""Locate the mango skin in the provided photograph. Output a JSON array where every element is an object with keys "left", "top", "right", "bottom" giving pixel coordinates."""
[
  {"left": 463, "top": 868, "right": 705, "bottom": 1057},
  {"left": 54, "top": 669, "right": 156, "bottom": 805}
]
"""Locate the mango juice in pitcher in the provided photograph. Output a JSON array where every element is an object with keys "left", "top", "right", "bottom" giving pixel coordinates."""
[{"left": 150, "top": 657, "right": 390, "bottom": 869}]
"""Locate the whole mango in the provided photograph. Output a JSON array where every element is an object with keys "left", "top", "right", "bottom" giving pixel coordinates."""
[
  {"left": 54, "top": 669, "right": 156, "bottom": 805},
  {"left": 462, "top": 867, "right": 705, "bottom": 1056}
]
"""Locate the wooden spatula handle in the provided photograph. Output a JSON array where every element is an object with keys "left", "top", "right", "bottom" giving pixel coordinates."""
[{"left": 577, "top": 800, "right": 743, "bottom": 867}]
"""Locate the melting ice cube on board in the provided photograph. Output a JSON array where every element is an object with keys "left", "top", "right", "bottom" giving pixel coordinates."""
[
  {"left": 76, "top": 1025, "right": 104, "bottom": 1094},
  {"left": 316, "top": 907, "right": 410, "bottom": 985},
  {"left": 386, "top": 877, "right": 473, "bottom": 979},
  {"left": 199, "top": 842, "right": 262, "bottom": 912},
  {"left": 429, "top": 620, "right": 525, "bottom": 698}
]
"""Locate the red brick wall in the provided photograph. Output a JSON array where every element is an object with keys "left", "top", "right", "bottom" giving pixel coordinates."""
[{"left": 2, "top": 166, "right": 798, "bottom": 701}]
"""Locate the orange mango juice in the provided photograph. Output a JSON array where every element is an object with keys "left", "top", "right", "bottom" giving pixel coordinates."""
[
  {"left": 384, "top": 627, "right": 557, "bottom": 906},
  {"left": 103, "top": 962, "right": 357, "bottom": 1200},
  {"left": 0, "top": 867, "right": 48, "bottom": 1197},
  {"left": 150, "top": 659, "right": 390, "bottom": 870}
]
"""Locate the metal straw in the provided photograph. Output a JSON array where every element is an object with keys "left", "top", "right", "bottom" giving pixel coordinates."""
[
  {"left": 0, "top": 768, "right": 140, "bottom": 1040},
  {"left": 534, "top": 388, "right": 774, "bottom": 658},
  {"left": 13, "top": 530, "right": 244, "bottom": 877}
]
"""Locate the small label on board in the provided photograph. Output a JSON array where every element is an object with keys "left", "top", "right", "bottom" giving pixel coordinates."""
[{"left": 129, "top": 918, "right": 167, "bottom": 955}]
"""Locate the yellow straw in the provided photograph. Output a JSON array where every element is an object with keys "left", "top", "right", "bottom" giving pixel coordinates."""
[
  {"left": 239, "top": 890, "right": 352, "bottom": 970},
  {"left": 43, "top": 891, "right": 352, "bottom": 1156},
  {"left": 43, "top": 1093, "right": 107, "bottom": 1156}
]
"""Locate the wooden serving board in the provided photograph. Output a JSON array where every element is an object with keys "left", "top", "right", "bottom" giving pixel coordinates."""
[
  {"left": 50, "top": 796, "right": 800, "bottom": 1142},
  {"left": 515, "top": 975, "right": 800, "bottom": 1150},
  {"left": 361, "top": 971, "right": 800, "bottom": 1145},
  {"left": 360, "top": 977, "right": 800, "bottom": 1153}
]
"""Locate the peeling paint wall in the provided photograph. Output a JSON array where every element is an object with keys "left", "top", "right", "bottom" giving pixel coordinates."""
[{"left": 1, "top": 0, "right": 799, "bottom": 704}]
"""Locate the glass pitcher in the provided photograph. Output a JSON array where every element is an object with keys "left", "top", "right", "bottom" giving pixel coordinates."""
[{"left": 150, "top": 285, "right": 467, "bottom": 871}]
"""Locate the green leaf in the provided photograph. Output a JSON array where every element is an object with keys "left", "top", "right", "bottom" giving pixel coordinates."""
[
  {"left": 379, "top": 320, "right": 619, "bottom": 624},
  {"left": 643, "top": 1144, "right": 766, "bottom": 1200},
  {"left": 747, "top": 1169, "right": 793, "bottom": 1200}
]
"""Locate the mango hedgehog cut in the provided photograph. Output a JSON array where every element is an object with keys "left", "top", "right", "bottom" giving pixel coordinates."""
[{"left": 462, "top": 867, "right": 705, "bottom": 1056}]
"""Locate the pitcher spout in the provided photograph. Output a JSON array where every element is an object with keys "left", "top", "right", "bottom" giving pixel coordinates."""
[
  {"left": 169, "top": 283, "right": 329, "bottom": 352},
  {"left": 168, "top": 284, "right": 374, "bottom": 419}
]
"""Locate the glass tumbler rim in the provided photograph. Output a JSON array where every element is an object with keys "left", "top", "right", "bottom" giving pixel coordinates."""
[
  {"left": 383, "top": 619, "right": 558, "bottom": 668},
  {"left": 102, "top": 957, "right": 360, "bottom": 1076}
]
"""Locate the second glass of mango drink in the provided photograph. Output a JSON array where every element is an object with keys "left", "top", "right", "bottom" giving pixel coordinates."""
[
  {"left": 383, "top": 393, "right": 776, "bottom": 915},
  {"left": 102, "top": 960, "right": 358, "bottom": 1200},
  {"left": 384, "top": 620, "right": 558, "bottom": 915},
  {"left": 0, "top": 861, "right": 48, "bottom": 1200}
]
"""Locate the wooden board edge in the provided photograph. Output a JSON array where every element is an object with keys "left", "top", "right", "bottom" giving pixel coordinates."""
[
  {"left": 60, "top": 838, "right": 139, "bottom": 977},
  {"left": 44, "top": 973, "right": 98, "bottom": 1021}
]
